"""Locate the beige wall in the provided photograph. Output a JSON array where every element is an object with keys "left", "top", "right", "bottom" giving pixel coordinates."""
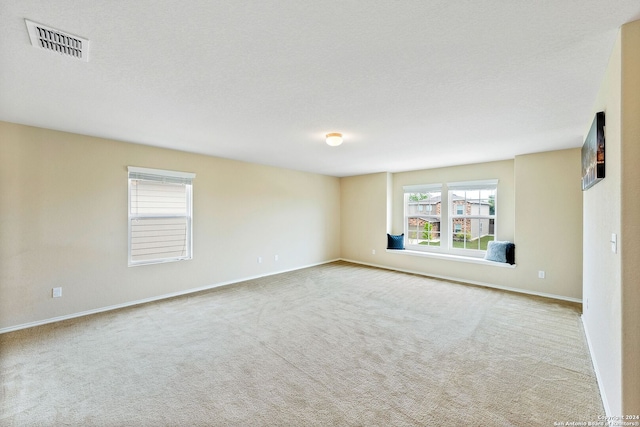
[
  {"left": 340, "top": 151, "right": 584, "bottom": 301},
  {"left": 582, "top": 30, "right": 623, "bottom": 416},
  {"left": 583, "top": 19, "right": 640, "bottom": 416},
  {"left": 340, "top": 172, "right": 390, "bottom": 261},
  {"left": 514, "top": 149, "right": 583, "bottom": 298},
  {"left": 0, "top": 122, "right": 341, "bottom": 330},
  {"left": 620, "top": 19, "right": 640, "bottom": 417}
]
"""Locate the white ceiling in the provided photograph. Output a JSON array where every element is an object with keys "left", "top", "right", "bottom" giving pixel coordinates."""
[{"left": 1, "top": 1, "right": 639, "bottom": 177}]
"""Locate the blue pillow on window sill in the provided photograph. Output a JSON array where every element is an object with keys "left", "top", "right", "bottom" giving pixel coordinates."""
[
  {"left": 387, "top": 233, "right": 405, "bottom": 250},
  {"left": 485, "top": 241, "right": 515, "bottom": 264}
]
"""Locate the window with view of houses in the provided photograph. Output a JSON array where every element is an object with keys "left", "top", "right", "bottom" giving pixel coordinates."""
[
  {"left": 403, "top": 180, "right": 497, "bottom": 257},
  {"left": 405, "top": 186, "right": 442, "bottom": 247},
  {"left": 448, "top": 183, "right": 496, "bottom": 254}
]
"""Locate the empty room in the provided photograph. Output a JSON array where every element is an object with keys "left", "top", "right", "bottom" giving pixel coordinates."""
[{"left": 1, "top": 1, "right": 639, "bottom": 426}]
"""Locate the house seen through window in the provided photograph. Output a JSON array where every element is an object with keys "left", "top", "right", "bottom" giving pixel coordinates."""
[
  {"left": 448, "top": 181, "right": 496, "bottom": 254},
  {"left": 403, "top": 180, "right": 497, "bottom": 257},
  {"left": 404, "top": 184, "right": 442, "bottom": 248}
]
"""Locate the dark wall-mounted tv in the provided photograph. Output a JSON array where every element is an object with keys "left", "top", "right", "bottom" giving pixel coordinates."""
[{"left": 581, "top": 111, "right": 605, "bottom": 191}]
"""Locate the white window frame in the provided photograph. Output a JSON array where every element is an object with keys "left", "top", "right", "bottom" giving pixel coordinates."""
[
  {"left": 128, "top": 166, "right": 195, "bottom": 266},
  {"left": 403, "top": 183, "right": 443, "bottom": 252},
  {"left": 447, "top": 180, "right": 497, "bottom": 258},
  {"left": 402, "top": 180, "right": 498, "bottom": 258}
]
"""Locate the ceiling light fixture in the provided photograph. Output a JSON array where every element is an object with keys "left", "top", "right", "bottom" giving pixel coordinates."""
[{"left": 326, "top": 132, "right": 343, "bottom": 147}]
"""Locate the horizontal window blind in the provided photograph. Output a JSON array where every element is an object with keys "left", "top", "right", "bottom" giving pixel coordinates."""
[
  {"left": 130, "top": 180, "right": 188, "bottom": 215},
  {"left": 128, "top": 167, "right": 195, "bottom": 266},
  {"left": 130, "top": 217, "right": 188, "bottom": 262}
]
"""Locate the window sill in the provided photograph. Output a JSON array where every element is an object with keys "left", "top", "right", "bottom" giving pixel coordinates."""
[{"left": 385, "top": 249, "right": 516, "bottom": 268}]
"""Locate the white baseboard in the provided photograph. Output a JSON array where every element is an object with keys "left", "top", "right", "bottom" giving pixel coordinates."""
[
  {"left": 340, "top": 258, "right": 582, "bottom": 304},
  {"left": 0, "top": 259, "right": 341, "bottom": 334},
  {"left": 581, "top": 315, "right": 611, "bottom": 417}
]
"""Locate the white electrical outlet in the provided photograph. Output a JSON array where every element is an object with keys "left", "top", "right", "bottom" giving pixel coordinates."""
[
  {"left": 257, "top": 256, "right": 262, "bottom": 264},
  {"left": 538, "top": 271, "right": 545, "bottom": 279},
  {"left": 52, "top": 287, "right": 62, "bottom": 298},
  {"left": 274, "top": 254, "right": 279, "bottom": 261},
  {"left": 372, "top": 249, "right": 376, "bottom": 255}
]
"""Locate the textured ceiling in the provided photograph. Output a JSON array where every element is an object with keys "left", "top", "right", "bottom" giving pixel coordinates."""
[{"left": 1, "top": 1, "right": 639, "bottom": 177}]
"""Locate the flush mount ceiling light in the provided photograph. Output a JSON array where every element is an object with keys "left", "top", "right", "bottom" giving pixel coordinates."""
[{"left": 326, "top": 132, "right": 343, "bottom": 147}]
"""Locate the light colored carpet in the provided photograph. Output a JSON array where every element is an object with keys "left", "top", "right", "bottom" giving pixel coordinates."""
[{"left": 1, "top": 261, "right": 604, "bottom": 426}]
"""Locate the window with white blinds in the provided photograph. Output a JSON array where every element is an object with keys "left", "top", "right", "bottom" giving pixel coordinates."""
[{"left": 128, "top": 167, "right": 195, "bottom": 266}]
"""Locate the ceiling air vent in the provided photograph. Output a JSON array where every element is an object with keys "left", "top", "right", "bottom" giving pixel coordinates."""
[{"left": 25, "top": 19, "right": 89, "bottom": 62}]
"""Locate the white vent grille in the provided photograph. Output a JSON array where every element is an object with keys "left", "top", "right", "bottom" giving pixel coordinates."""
[{"left": 25, "top": 19, "right": 89, "bottom": 62}]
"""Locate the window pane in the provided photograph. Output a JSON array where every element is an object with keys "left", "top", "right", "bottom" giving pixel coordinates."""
[
  {"left": 452, "top": 219, "right": 495, "bottom": 250},
  {"left": 450, "top": 186, "right": 496, "bottom": 252},
  {"left": 130, "top": 180, "right": 187, "bottom": 215},
  {"left": 128, "top": 167, "right": 194, "bottom": 266},
  {"left": 451, "top": 188, "right": 496, "bottom": 214},
  {"left": 130, "top": 217, "right": 189, "bottom": 262},
  {"left": 407, "top": 218, "right": 440, "bottom": 246},
  {"left": 406, "top": 191, "right": 441, "bottom": 247}
]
